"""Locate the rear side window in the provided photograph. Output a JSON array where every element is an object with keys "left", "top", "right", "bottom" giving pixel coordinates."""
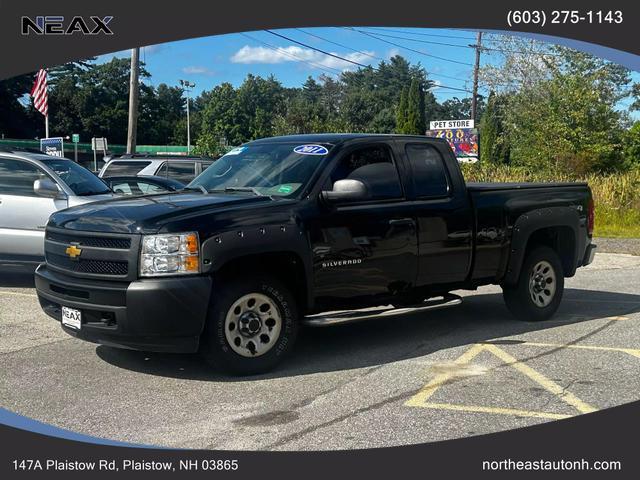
[
  {"left": 160, "top": 161, "right": 196, "bottom": 183},
  {"left": 0, "top": 158, "right": 49, "bottom": 197},
  {"left": 103, "top": 161, "right": 151, "bottom": 176},
  {"left": 331, "top": 145, "right": 402, "bottom": 200},
  {"left": 405, "top": 144, "right": 450, "bottom": 198}
]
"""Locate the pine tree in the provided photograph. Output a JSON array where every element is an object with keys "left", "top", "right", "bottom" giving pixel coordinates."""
[
  {"left": 405, "top": 78, "right": 426, "bottom": 135},
  {"left": 396, "top": 87, "right": 408, "bottom": 133}
]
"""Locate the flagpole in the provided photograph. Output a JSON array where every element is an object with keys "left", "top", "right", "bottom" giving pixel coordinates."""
[{"left": 45, "top": 114, "right": 49, "bottom": 139}]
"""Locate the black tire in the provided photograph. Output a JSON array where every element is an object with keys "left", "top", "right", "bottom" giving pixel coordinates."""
[
  {"left": 502, "top": 246, "right": 564, "bottom": 322},
  {"left": 200, "top": 274, "right": 299, "bottom": 375}
]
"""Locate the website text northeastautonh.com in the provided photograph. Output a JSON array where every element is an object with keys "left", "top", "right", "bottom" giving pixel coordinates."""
[{"left": 482, "top": 458, "right": 622, "bottom": 472}]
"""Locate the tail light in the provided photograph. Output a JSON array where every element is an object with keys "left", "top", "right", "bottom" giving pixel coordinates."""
[{"left": 587, "top": 198, "right": 595, "bottom": 236}]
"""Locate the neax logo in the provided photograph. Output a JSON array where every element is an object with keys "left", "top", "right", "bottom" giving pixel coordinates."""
[{"left": 21, "top": 16, "right": 114, "bottom": 35}]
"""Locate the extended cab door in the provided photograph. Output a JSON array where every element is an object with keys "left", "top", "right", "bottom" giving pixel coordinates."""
[
  {"left": 394, "top": 139, "right": 473, "bottom": 287},
  {"left": 0, "top": 157, "right": 67, "bottom": 263},
  {"left": 309, "top": 142, "right": 418, "bottom": 309}
]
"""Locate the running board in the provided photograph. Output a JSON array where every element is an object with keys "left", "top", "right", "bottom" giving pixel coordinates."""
[{"left": 302, "top": 294, "right": 462, "bottom": 327}]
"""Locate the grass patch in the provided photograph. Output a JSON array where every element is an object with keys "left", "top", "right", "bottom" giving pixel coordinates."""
[{"left": 461, "top": 164, "right": 640, "bottom": 239}]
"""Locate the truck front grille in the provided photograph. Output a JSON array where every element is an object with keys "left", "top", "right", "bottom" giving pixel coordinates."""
[
  {"left": 46, "top": 253, "right": 129, "bottom": 276},
  {"left": 44, "top": 227, "right": 138, "bottom": 281},
  {"left": 46, "top": 231, "right": 131, "bottom": 250}
]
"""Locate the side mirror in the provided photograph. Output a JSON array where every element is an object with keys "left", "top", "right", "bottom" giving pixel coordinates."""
[
  {"left": 321, "top": 179, "right": 368, "bottom": 203},
  {"left": 33, "top": 178, "right": 63, "bottom": 199}
]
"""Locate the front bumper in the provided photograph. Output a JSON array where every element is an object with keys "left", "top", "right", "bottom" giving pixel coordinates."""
[
  {"left": 35, "top": 264, "right": 212, "bottom": 353},
  {"left": 582, "top": 243, "right": 597, "bottom": 266}
]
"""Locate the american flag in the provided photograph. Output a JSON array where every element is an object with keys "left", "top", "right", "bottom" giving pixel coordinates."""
[{"left": 30, "top": 69, "right": 48, "bottom": 117}]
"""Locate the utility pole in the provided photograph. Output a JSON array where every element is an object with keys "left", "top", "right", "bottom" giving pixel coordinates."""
[
  {"left": 471, "top": 31, "right": 483, "bottom": 123},
  {"left": 179, "top": 79, "right": 195, "bottom": 153},
  {"left": 127, "top": 47, "right": 140, "bottom": 154}
]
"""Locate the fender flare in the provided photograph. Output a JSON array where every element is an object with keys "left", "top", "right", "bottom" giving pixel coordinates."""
[
  {"left": 200, "top": 222, "right": 313, "bottom": 308},
  {"left": 503, "top": 206, "right": 581, "bottom": 285}
]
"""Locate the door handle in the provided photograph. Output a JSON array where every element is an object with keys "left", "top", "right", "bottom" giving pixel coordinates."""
[{"left": 389, "top": 218, "right": 415, "bottom": 227}]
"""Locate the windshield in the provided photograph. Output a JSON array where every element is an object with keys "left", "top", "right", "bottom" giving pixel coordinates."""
[
  {"left": 41, "top": 158, "right": 111, "bottom": 196},
  {"left": 188, "top": 143, "right": 331, "bottom": 197}
]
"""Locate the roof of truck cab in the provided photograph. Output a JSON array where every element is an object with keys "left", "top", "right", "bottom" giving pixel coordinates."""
[{"left": 247, "top": 133, "right": 447, "bottom": 145}]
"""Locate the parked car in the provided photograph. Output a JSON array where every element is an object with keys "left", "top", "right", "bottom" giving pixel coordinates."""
[
  {"left": 104, "top": 175, "right": 185, "bottom": 196},
  {"left": 35, "top": 134, "right": 596, "bottom": 375},
  {"left": 0, "top": 148, "right": 113, "bottom": 270},
  {"left": 98, "top": 154, "right": 215, "bottom": 184}
]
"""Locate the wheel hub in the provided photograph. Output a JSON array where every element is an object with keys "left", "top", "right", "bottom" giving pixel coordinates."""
[
  {"left": 239, "top": 312, "right": 262, "bottom": 336},
  {"left": 224, "top": 292, "right": 283, "bottom": 358},
  {"left": 529, "top": 260, "right": 556, "bottom": 308}
]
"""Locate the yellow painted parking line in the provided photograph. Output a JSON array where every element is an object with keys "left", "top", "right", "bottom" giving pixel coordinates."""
[
  {"left": 0, "top": 291, "right": 36, "bottom": 298},
  {"left": 482, "top": 344, "right": 597, "bottom": 414},
  {"left": 418, "top": 403, "right": 571, "bottom": 420},
  {"left": 517, "top": 341, "right": 640, "bottom": 360},
  {"left": 406, "top": 343, "right": 597, "bottom": 416},
  {"left": 405, "top": 343, "right": 485, "bottom": 407}
]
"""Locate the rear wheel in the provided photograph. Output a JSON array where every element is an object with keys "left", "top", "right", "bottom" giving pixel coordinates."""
[
  {"left": 502, "top": 246, "right": 564, "bottom": 322},
  {"left": 201, "top": 275, "right": 299, "bottom": 375}
]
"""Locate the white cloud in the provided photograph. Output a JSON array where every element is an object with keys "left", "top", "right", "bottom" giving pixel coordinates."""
[
  {"left": 181, "top": 66, "right": 215, "bottom": 76},
  {"left": 386, "top": 48, "right": 401, "bottom": 59},
  {"left": 230, "top": 45, "right": 375, "bottom": 71}
]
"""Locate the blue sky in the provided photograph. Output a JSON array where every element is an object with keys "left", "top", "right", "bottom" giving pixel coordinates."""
[
  {"left": 97, "top": 27, "right": 638, "bottom": 113},
  {"left": 97, "top": 28, "right": 498, "bottom": 102}
]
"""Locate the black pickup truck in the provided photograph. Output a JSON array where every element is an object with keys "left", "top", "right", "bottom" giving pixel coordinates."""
[{"left": 35, "top": 134, "right": 596, "bottom": 374}]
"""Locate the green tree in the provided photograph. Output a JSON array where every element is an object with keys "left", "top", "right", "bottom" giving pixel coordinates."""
[
  {"left": 622, "top": 122, "right": 640, "bottom": 170},
  {"left": 478, "top": 92, "right": 510, "bottom": 164},
  {"left": 396, "top": 87, "right": 408, "bottom": 133},
  {"left": 0, "top": 73, "right": 40, "bottom": 138},
  {"left": 404, "top": 78, "right": 426, "bottom": 135}
]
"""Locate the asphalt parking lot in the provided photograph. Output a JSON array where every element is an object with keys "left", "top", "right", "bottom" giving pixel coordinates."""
[{"left": 1, "top": 252, "right": 640, "bottom": 451}]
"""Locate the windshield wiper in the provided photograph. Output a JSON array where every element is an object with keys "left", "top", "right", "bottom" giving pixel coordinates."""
[
  {"left": 77, "top": 190, "right": 111, "bottom": 196},
  {"left": 183, "top": 185, "right": 208, "bottom": 194},
  {"left": 221, "top": 186, "right": 264, "bottom": 196}
]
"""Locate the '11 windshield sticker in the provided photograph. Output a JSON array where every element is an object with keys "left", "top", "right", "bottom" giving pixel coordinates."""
[{"left": 293, "top": 144, "right": 328, "bottom": 155}]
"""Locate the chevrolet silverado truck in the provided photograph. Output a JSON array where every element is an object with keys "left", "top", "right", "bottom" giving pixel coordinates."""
[{"left": 35, "top": 134, "right": 596, "bottom": 375}]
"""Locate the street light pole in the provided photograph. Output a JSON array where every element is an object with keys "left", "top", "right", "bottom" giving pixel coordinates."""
[{"left": 179, "top": 80, "right": 195, "bottom": 154}]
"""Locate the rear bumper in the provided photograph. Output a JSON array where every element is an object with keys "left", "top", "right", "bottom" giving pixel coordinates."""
[
  {"left": 35, "top": 264, "right": 212, "bottom": 353},
  {"left": 582, "top": 243, "right": 597, "bottom": 266}
]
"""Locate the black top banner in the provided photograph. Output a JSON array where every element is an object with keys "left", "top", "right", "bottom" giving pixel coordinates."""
[{"left": 0, "top": 0, "right": 637, "bottom": 79}]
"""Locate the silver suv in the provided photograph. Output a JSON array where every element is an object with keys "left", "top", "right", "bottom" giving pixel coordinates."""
[
  {"left": 0, "top": 149, "right": 113, "bottom": 269},
  {"left": 99, "top": 154, "right": 215, "bottom": 184}
]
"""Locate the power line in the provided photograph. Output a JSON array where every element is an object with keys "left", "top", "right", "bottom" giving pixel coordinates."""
[
  {"left": 251, "top": 30, "right": 473, "bottom": 95},
  {"left": 240, "top": 33, "right": 343, "bottom": 77},
  {"left": 354, "top": 27, "right": 563, "bottom": 59},
  {"left": 296, "top": 28, "right": 471, "bottom": 84},
  {"left": 294, "top": 28, "right": 385, "bottom": 62},
  {"left": 344, "top": 27, "right": 474, "bottom": 67},
  {"left": 265, "top": 30, "right": 370, "bottom": 69},
  {"left": 355, "top": 28, "right": 472, "bottom": 49},
  {"left": 364, "top": 27, "right": 476, "bottom": 41}
]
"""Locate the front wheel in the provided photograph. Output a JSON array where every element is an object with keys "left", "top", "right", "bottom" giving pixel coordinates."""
[
  {"left": 502, "top": 246, "right": 564, "bottom": 322},
  {"left": 200, "top": 275, "right": 299, "bottom": 375}
]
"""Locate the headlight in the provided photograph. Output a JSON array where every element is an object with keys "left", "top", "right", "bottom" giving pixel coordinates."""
[{"left": 140, "top": 232, "right": 200, "bottom": 277}]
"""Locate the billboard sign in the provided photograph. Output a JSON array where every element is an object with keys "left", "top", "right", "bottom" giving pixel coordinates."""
[
  {"left": 40, "top": 137, "right": 64, "bottom": 157},
  {"left": 426, "top": 119, "right": 479, "bottom": 163}
]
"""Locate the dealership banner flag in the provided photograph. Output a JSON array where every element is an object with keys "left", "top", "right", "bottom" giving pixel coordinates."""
[{"left": 30, "top": 68, "right": 49, "bottom": 138}]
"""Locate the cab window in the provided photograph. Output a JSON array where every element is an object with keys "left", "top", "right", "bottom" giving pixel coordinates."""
[
  {"left": 330, "top": 145, "right": 402, "bottom": 200},
  {"left": 405, "top": 144, "right": 450, "bottom": 198}
]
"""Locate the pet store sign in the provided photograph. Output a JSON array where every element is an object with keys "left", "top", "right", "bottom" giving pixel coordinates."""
[{"left": 426, "top": 119, "right": 479, "bottom": 163}]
